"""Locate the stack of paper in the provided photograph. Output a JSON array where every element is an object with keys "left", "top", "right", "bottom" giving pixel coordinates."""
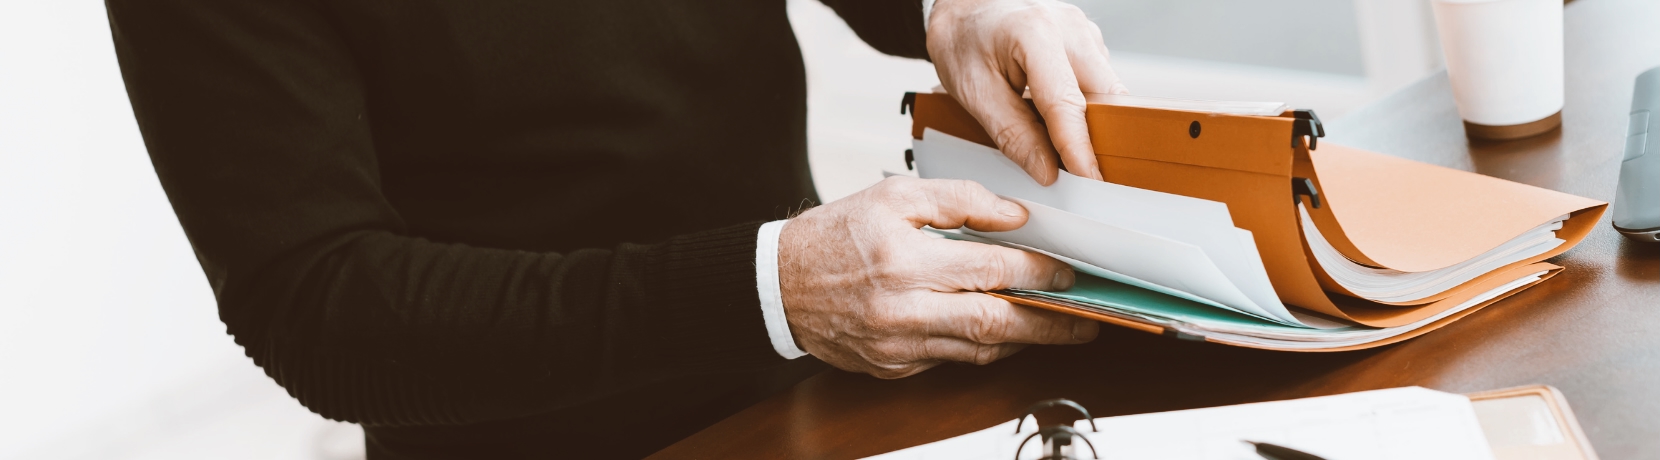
[{"left": 1302, "top": 207, "right": 1566, "bottom": 304}]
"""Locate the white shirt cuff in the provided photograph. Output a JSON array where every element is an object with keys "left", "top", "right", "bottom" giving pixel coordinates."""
[
  {"left": 921, "top": 0, "right": 938, "bottom": 32},
  {"left": 756, "top": 220, "right": 808, "bottom": 359}
]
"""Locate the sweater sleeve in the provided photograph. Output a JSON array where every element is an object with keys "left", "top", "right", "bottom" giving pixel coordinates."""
[
  {"left": 105, "top": 0, "right": 782, "bottom": 427},
  {"left": 819, "top": 0, "right": 932, "bottom": 60}
]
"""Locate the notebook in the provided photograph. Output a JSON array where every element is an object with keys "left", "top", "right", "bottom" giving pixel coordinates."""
[
  {"left": 863, "top": 385, "right": 1596, "bottom": 460},
  {"left": 905, "top": 91, "right": 1606, "bottom": 351}
]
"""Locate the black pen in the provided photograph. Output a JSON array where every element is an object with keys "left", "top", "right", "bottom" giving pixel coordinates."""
[{"left": 1243, "top": 440, "right": 1328, "bottom": 460}]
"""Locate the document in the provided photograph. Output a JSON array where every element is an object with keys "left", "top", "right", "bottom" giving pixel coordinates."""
[
  {"left": 914, "top": 129, "right": 1299, "bottom": 326},
  {"left": 864, "top": 387, "right": 1496, "bottom": 460}
]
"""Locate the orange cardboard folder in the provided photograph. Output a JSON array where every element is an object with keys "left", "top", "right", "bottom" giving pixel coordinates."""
[{"left": 906, "top": 92, "right": 1606, "bottom": 350}]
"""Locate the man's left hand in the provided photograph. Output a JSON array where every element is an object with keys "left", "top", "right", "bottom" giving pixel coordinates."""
[{"left": 926, "top": 0, "right": 1127, "bottom": 186}]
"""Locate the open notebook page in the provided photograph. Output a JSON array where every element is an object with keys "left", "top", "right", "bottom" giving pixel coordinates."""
[{"left": 863, "top": 387, "right": 1495, "bottom": 460}]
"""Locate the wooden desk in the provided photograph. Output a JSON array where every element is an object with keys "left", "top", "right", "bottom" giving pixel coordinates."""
[{"left": 652, "top": 0, "right": 1660, "bottom": 457}]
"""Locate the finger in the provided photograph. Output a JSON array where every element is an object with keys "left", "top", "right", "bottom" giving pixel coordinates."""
[
  {"left": 871, "top": 360, "right": 941, "bottom": 380},
  {"left": 919, "top": 337, "right": 1027, "bottom": 365},
  {"left": 1068, "top": 22, "right": 1122, "bottom": 96},
  {"left": 955, "top": 76, "right": 1060, "bottom": 186},
  {"left": 1017, "top": 34, "right": 1104, "bottom": 181},
  {"left": 893, "top": 178, "right": 1029, "bottom": 232},
  {"left": 820, "top": 340, "right": 939, "bottom": 379},
  {"left": 1090, "top": 34, "right": 1130, "bottom": 95},
  {"left": 922, "top": 292, "right": 1099, "bottom": 345},
  {"left": 928, "top": 238, "right": 1075, "bottom": 292}
]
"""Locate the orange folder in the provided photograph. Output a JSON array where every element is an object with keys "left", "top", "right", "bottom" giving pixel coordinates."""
[{"left": 905, "top": 91, "right": 1606, "bottom": 350}]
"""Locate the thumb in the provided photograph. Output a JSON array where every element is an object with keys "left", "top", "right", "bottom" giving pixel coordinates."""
[
  {"left": 892, "top": 178, "right": 1031, "bottom": 233},
  {"left": 958, "top": 83, "right": 1061, "bottom": 186},
  {"left": 929, "top": 239, "right": 1076, "bottom": 292}
]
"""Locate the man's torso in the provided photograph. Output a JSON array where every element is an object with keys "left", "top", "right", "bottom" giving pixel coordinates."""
[{"left": 327, "top": 0, "right": 818, "bottom": 252}]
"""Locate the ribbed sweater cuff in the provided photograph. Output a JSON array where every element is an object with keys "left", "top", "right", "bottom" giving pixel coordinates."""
[{"left": 645, "top": 221, "right": 783, "bottom": 373}]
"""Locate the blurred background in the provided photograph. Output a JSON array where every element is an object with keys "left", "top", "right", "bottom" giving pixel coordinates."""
[{"left": 0, "top": 0, "right": 1443, "bottom": 458}]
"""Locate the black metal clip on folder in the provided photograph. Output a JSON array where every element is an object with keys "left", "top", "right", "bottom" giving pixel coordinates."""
[{"left": 1013, "top": 399, "right": 1100, "bottom": 460}]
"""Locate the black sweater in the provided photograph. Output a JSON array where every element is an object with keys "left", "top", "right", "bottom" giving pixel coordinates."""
[{"left": 105, "top": 0, "right": 926, "bottom": 457}]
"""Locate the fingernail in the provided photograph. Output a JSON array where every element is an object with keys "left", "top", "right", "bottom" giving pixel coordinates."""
[
  {"left": 1052, "top": 269, "right": 1076, "bottom": 290},
  {"left": 1071, "top": 320, "right": 1097, "bottom": 342},
  {"left": 997, "top": 200, "right": 1025, "bottom": 218}
]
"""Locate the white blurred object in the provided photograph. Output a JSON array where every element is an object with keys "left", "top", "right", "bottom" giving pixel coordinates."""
[
  {"left": 0, "top": 1, "right": 364, "bottom": 458},
  {"left": 1353, "top": 0, "right": 1445, "bottom": 96},
  {"left": 1088, "top": 93, "right": 1289, "bottom": 116},
  {"left": 1431, "top": 0, "right": 1565, "bottom": 127}
]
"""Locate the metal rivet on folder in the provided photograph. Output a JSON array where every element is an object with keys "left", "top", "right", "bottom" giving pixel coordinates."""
[{"left": 1189, "top": 121, "right": 1201, "bottom": 138}]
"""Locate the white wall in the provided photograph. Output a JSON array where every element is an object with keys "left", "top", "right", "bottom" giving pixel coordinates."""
[{"left": 0, "top": 1, "right": 363, "bottom": 459}]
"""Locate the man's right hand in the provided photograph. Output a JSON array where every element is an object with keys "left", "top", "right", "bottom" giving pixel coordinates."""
[{"left": 778, "top": 176, "right": 1100, "bottom": 379}]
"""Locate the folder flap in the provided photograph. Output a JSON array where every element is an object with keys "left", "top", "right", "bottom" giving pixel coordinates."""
[
  {"left": 910, "top": 92, "right": 993, "bottom": 146},
  {"left": 1331, "top": 263, "right": 1561, "bottom": 328},
  {"left": 1253, "top": 263, "right": 1559, "bottom": 350},
  {"left": 1308, "top": 143, "right": 1606, "bottom": 273},
  {"left": 1086, "top": 104, "right": 1295, "bottom": 177},
  {"left": 992, "top": 263, "right": 1561, "bottom": 351},
  {"left": 1304, "top": 268, "right": 1551, "bottom": 352}
]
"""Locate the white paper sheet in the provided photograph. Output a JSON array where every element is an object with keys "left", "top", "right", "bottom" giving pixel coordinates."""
[
  {"left": 913, "top": 130, "right": 1297, "bottom": 326},
  {"left": 864, "top": 387, "right": 1496, "bottom": 460},
  {"left": 927, "top": 228, "right": 1238, "bottom": 312},
  {"left": 981, "top": 198, "right": 1286, "bottom": 323}
]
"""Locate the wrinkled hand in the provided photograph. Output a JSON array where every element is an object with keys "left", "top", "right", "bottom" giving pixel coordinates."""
[
  {"left": 778, "top": 177, "right": 1099, "bottom": 379},
  {"left": 927, "top": 0, "right": 1127, "bottom": 185}
]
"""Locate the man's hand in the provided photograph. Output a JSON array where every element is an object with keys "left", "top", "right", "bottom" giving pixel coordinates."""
[
  {"left": 927, "top": 0, "right": 1127, "bottom": 185},
  {"left": 779, "top": 177, "right": 1099, "bottom": 379}
]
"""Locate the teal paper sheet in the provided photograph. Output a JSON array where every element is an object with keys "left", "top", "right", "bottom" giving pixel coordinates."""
[
  {"left": 1012, "top": 274, "right": 1368, "bottom": 337},
  {"left": 1014, "top": 274, "right": 1266, "bottom": 325}
]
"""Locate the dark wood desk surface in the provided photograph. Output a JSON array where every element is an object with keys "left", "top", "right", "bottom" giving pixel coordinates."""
[{"left": 652, "top": 0, "right": 1660, "bottom": 457}]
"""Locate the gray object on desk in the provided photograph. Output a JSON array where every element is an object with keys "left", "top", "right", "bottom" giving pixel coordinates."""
[{"left": 1613, "top": 66, "right": 1660, "bottom": 242}]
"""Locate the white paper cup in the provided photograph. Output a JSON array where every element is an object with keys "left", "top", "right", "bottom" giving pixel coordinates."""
[{"left": 1431, "top": 0, "right": 1564, "bottom": 140}]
